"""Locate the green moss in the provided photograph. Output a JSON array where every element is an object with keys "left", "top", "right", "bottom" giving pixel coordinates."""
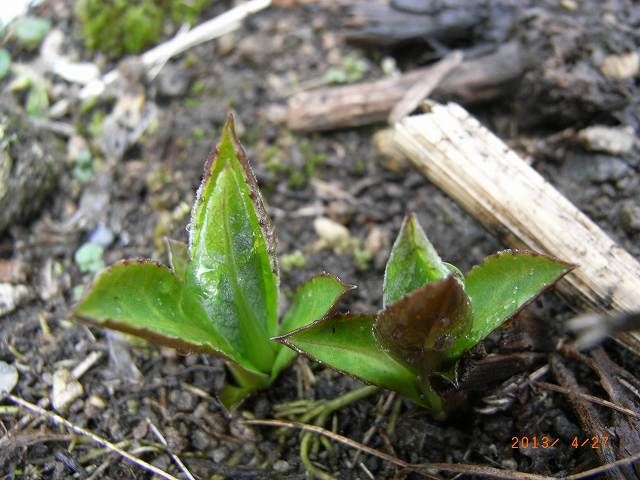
[
  {"left": 76, "top": 0, "right": 211, "bottom": 57},
  {"left": 292, "top": 137, "right": 326, "bottom": 187},
  {"left": 192, "top": 127, "right": 205, "bottom": 140},
  {"left": 190, "top": 80, "right": 205, "bottom": 96},
  {"left": 281, "top": 250, "right": 307, "bottom": 270},
  {"left": 353, "top": 247, "right": 372, "bottom": 271}
]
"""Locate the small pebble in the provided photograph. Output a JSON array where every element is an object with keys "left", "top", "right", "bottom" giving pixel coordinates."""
[
  {"left": 165, "top": 426, "right": 186, "bottom": 453},
  {"left": 0, "top": 361, "right": 18, "bottom": 394},
  {"left": 217, "top": 32, "right": 236, "bottom": 56},
  {"left": 169, "top": 389, "right": 195, "bottom": 412},
  {"left": 87, "top": 394, "right": 106, "bottom": 409},
  {"left": 51, "top": 368, "right": 83, "bottom": 412},
  {"left": 131, "top": 420, "right": 148, "bottom": 440},
  {"left": 273, "top": 460, "right": 291, "bottom": 473},
  {"left": 191, "top": 430, "right": 210, "bottom": 450},
  {"left": 88, "top": 224, "right": 114, "bottom": 247},
  {"left": 620, "top": 201, "right": 640, "bottom": 234},
  {"left": 211, "top": 446, "right": 228, "bottom": 463},
  {"left": 156, "top": 62, "right": 191, "bottom": 98}
]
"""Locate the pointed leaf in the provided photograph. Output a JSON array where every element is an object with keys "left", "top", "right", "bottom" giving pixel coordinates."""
[
  {"left": 449, "top": 251, "right": 573, "bottom": 358},
  {"left": 165, "top": 238, "right": 188, "bottom": 280},
  {"left": 73, "top": 260, "right": 251, "bottom": 369},
  {"left": 276, "top": 314, "right": 429, "bottom": 407},
  {"left": 188, "top": 114, "right": 278, "bottom": 373},
  {"left": 383, "top": 213, "right": 449, "bottom": 307},
  {"left": 375, "top": 276, "right": 472, "bottom": 378},
  {"left": 271, "top": 274, "right": 354, "bottom": 379}
]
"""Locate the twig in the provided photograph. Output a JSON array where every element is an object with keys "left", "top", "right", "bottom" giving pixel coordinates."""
[
  {"left": 6, "top": 394, "right": 180, "bottom": 480},
  {"left": 389, "top": 51, "right": 463, "bottom": 123},
  {"left": 80, "top": 0, "right": 271, "bottom": 99},
  {"left": 566, "top": 450, "right": 640, "bottom": 479},
  {"left": 71, "top": 351, "right": 103, "bottom": 380},
  {"left": 533, "top": 381, "right": 640, "bottom": 420},
  {"left": 251, "top": 417, "right": 640, "bottom": 479},
  {"left": 244, "top": 419, "right": 552, "bottom": 479},
  {"left": 147, "top": 418, "right": 197, "bottom": 480},
  {"left": 247, "top": 418, "right": 410, "bottom": 467}
]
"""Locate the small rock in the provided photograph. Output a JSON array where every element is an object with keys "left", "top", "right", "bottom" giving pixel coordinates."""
[
  {"left": 191, "top": 430, "right": 210, "bottom": 450},
  {"left": 230, "top": 419, "right": 256, "bottom": 441},
  {"left": 325, "top": 200, "right": 354, "bottom": 225},
  {"left": 0, "top": 283, "right": 30, "bottom": 317},
  {"left": 131, "top": 420, "right": 149, "bottom": 440},
  {"left": 164, "top": 426, "right": 186, "bottom": 453},
  {"left": 314, "top": 217, "right": 351, "bottom": 246},
  {"left": 52, "top": 368, "right": 83, "bottom": 412},
  {"left": 237, "top": 35, "right": 269, "bottom": 66},
  {"left": 364, "top": 225, "right": 387, "bottom": 254},
  {"left": 259, "top": 103, "right": 287, "bottom": 125},
  {"left": 578, "top": 125, "right": 636, "bottom": 155},
  {"left": 168, "top": 389, "right": 195, "bottom": 412},
  {"left": 211, "top": 446, "right": 229, "bottom": 463},
  {"left": 156, "top": 63, "right": 191, "bottom": 98},
  {"left": 273, "top": 460, "right": 291, "bottom": 473},
  {"left": 365, "top": 225, "right": 390, "bottom": 269},
  {"left": 601, "top": 52, "right": 639, "bottom": 80},
  {"left": 85, "top": 394, "right": 106, "bottom": 417},
  {"left": 585, "top": 155, "right": 630, "bottom": 183},
  {"left": 151, "top": 454, "right": 170, "bottom": 471},
  {"left": 620, "top": 201, "right": 640, "bottom": 234},
  {"left": 88, "top": 395, "right": 106, "bottom": 409},
  {"left": 0, "top": 361, "right": 18, "bottom": 394},
  {"left": 89, "top": 224, "right": 114, "bottom": 247},
  {"left": 217, "top": 32, "right": 236, "bottom": 56}
]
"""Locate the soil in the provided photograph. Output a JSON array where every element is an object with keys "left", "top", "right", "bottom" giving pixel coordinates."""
[{"left": 1, "top": 1, "right": 640, "bottom": 479}]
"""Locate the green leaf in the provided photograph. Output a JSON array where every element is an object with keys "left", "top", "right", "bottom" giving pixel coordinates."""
[
  {"left": 375, "top": 276, "right": 472, "bottom": 378},
  {"left": 383, "top": 213, "right": 449, "bottom": 307},
  {"left": 0, "top": 49, "right": 11, "bottom": 80},
  {"left": 165, "top": 238, "right": 188, "bottom": 280},
  {"left": 271, "top": 274, "right": 354, "bottom": 379},
  {"left": 187, "top": 114, "right": 278, "bottom": 373},
  {"left": 276, "top": 314, "right": 429, "bottom": 407},
  {"left": 73, "top": 260, "right": 250, "bottom": 369},
  {"left": 449, "top": 251, "right": 573, "bottom": 358},
  {"left": 13, "top": 16, "right": 51, "bottom": 49}
]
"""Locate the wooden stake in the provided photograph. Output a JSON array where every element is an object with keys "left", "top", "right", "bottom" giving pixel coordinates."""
[{"left": 391, "top": 102, "right": 640, "bottom": 353}]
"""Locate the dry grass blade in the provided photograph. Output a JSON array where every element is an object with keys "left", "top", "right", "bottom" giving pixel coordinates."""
[
  {"left": 534, "top": 381, "right": 640, "bottom": 420},
  {"left": 6, "top": 394, "right": 180, "bottom": 480},
  {"left": 147, "top": 418, "right": 197, "bottom": 480}
]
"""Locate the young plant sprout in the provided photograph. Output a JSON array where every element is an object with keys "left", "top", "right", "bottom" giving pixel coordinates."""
[
  {"left": 276, "top": 213, "right": 573, "bottom": 417},
  {"left": 73, "top": 114, "right": 351, "bottom": 409}
]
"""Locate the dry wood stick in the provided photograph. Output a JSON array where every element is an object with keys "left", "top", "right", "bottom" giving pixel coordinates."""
[
  {"left": 390, "top": 102, "right": 640, "bottom": 354},
  {"left": 287, "top": 42, "right": 525, "bottom": 132}
]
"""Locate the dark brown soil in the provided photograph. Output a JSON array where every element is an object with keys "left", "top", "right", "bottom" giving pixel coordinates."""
[{"left": 1, "top": 1, "right": 639, "bottom": 479}]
